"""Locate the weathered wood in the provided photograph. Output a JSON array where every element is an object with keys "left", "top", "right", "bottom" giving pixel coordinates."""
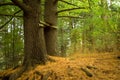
[
  {"left": 81, "top": 67, "right": 93, "bottom": 77},
  {"left": 39, "top": 21, "right": 57, "bottom": 29},
  {"left": 9, "top": 67, "right": 26, "bottom": 80},
  {"left": 86, "top": 65, "right": 97, "bottom": 69},
  {"left": 42, "top": 71, "right": 52, "bottom": 80}
]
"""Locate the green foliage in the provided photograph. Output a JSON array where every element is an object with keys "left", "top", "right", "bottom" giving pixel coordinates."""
[
  {"left": 58, "top": 0, "right": 120, "bottom": 55},
  {"left": 0, "top": 0, "right": 120, "bottom": 69},
  {"left": 0, "top": 1, "right": 23, "bottom": 69}
]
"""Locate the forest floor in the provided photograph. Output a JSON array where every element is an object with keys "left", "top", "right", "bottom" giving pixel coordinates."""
[{"left": 0, "top": 52, "right": 120, "bottom": 80}]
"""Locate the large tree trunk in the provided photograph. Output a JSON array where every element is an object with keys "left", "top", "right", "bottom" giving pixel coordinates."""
[
  {"left": 9, "top": 0, "right": 47, "bottom": 80},
  {"left": 23, "top": 0, "right": 47, "bottom": 68},
  {"left": 44, "top": 0, "right": 58, "bottom": 56}
]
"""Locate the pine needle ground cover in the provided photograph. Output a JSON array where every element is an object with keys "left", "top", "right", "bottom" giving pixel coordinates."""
[{"left": 0, "top": 53, "right": 120, "bottom": 80}]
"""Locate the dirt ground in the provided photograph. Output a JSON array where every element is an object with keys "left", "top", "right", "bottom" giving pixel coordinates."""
[{"left": 0, "top": 52, "right": 120, "bottom": 80}]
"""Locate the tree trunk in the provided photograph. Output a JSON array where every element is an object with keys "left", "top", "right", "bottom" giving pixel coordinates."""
[
  {"left": 60, "top": 27, "right": 66, "bottom": 57},
  {"left": 87, "top": 0, "right": 94, "bottom": 52},
  {"left": 44, "top": 0, "right": 58, "bottom": 56},
  {"left": 116, "top": 18, "right": 120, "bottom": 53},
  {"left": 9, "top": 0, "right": 48, "bottom": 79},
  {"left": 23, "top": 0, "right": 47, "bottom": 68},
  {"left": 101, "top": 0, "right": 110, "bottom": 52}
]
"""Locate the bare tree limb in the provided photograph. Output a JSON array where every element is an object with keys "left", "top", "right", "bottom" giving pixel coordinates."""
[
  {"left": 58, "top": 0, "right": 79, "bottom": 7},
  {"left": 0, "top": 17, "right": 13, "bottom": 30},
  {"left": 11, "top": 0, "right": 31, "bottom": 12},
  {"left": 58, "top": 16, "right": 84, "bottom": 18},
  {"left": 0, "top": 13, "right": 22, "bottom": 17},
  {"left": 0, "top": 2, "right": 15, "bottom": 6},
  {"left": 0, "top": 10, "right": 22, "bottom": 30},
  {"left": 57, "top": 7, "right": 88, "bottom": 14}
]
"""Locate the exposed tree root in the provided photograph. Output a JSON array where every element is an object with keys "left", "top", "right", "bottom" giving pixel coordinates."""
[
  {"left": 0, "top": 69, "right": 17, "bottom": 80},
  {"left": 42, "top": 71, "right": 52, "bottom": 80},
  {"left": 9, "top": 66, "right": 26, "bottom": 80},
  {"left": 34, "top": 70, "right": 54, "bottom": 80},
  {"left": 1, "top": 74, "right": 10, "bottom": 80},
  {"left": 47, "top": 56, "right": 56, "bottom": 62},
  {"left": 0, "top": 56, "right": 55, "bottom": 80}
]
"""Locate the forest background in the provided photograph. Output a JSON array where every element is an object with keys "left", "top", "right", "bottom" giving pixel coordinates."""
[{"left": 0, "top": 0, "right": 120, "bottom": 70}]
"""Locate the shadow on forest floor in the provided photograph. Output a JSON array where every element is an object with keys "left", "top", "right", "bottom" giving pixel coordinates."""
[{"left": 0, "top": 52, "right": 120, "bottom": 80}]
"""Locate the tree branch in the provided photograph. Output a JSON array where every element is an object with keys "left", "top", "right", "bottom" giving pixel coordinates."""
[
  {"left": 58, "top": 0, "right": 79, "bottom": 7},
  {"left": 0, "top": 2, "right": 15, "bottom": 6},
  {"left": 58, "top": 16, "right": 84, "bottom": 18},
  {"left": 57, "top": 7, "right": 88, "bottom": 14},
  {"left": 0, "top": 17, "right": 13, "bottom": 30},
  {"left": 0, "top": 13, "right": 22, "bottom": 17},
  {"left": 39, "top": 21, "right": 57, "bottom": 29},
  {"left": 11, "top": 0, "right": 31, "bottom": 11},
  {"left": 0, "top": 10, "right": 22, "bottom": 30}
]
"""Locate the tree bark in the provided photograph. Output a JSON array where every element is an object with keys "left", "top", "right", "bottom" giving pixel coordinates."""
[
  {"left": 9, "top": 0, "right": 47, "bottom": 79},
  {"left": 22, "top": 0, "right": 47, "bottom": 68},
  {"left": 44, "top": 0, "right": 58, "bottom": 56}
]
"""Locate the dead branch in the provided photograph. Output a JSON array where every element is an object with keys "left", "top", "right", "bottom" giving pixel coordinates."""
[
  {"left": 0, "top": 10, "right": 22, "bottom": 30},
  {"left": 0, "top": 2, "right": 14, "bottom": 6},
  {"left": 0, "top": 13, "right": 22, "bottom": 17},
  {"left": 86, "top": 65, "right": 97, "bottom": 69},
  {"left": 81, "top": 67, "right": 93, "bottom": 77},
  {"left": 58, "top": 0, "right": 79, "bottom": 7},
  {"left": 0, "top": 17, "right": 13, "bottom": 30},
  {"left": 58, "top": 15, "right": 84, "bottom": 18},
  {"left": 57, "top": 7, "right": 88, "bottom": 14}
]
